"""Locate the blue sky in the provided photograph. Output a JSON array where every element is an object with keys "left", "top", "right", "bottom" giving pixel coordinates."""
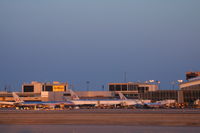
[{"left": 0, "top": 1, "right": 200, "bottom": 91}]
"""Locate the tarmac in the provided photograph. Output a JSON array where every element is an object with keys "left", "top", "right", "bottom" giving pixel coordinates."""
[{"left": 0, "top": 109, "right": 200, "bottom": 126}]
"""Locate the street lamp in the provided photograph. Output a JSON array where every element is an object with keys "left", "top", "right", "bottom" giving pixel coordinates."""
[
  {"left": 177, "top": 80, "right": 183, "bottom": 83},
  {"left": 156, "top": 81, "right": 161, "bottom": 90},
  {"left": 148, "top": 80, "right": 155, "bottom": 83}
]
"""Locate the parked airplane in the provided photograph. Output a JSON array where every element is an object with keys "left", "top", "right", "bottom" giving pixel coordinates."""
[
  {"left": 118, "top": 92, "right": 143, "bottom": 106},
  {"left": 69, "top": 89, "right": 143, "bottom": 108},
  {"left": 144, "top": 99, "right": 176, "bottom": 108},
  {"left": 0, "top": 93, "right": 23, "bottom": 107},
  {"left": 144, "top": 102, "right": 163, "bottom": 108},
  {"left": 69, "top": 89, "right": 123, "bottom": 107},
  {"left": 12, "top": 92, "right": 74, "bottom": 109}
]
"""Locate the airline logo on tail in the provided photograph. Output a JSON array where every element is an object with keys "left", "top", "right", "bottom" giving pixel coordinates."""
[{"left": 12, "top": 92, "right": 24, "bottom": 103}]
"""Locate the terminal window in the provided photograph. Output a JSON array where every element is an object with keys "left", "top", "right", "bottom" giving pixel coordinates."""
[
  {"left": 122, "top": 85, "right": 128, "bottom": 91},
  {"left": 24, "top": 85, "right": 34, "bottom": 92},
  {"left": 63, "top": 93, "right": 71, "bottom": 96},
  {"left": 109, "top": 85, "right": 115, "bottom": 91},
  {"left": 128, "top": 85, "right": 138, "bottom": 91},
  {"left": 116, "top": 85, "right": 121, "bottom": 91},
  {"left": 45, "top": 86, "right": 53, "bottom": 91}
]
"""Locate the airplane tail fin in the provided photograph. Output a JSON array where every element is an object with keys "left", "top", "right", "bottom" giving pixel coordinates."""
[
  {"left": 12, "top": 92, "right": 24, "bottom": 103},
  {"left": 118, "top": 92, "right": 127, "bottom": 100},
  {"left": 69, "top": 89, "right": 80, "bottom": 100}
]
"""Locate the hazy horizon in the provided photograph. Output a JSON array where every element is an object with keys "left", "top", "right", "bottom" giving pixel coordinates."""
[{"left": 0, "top": 1, "right": 200, "bottom": 91}]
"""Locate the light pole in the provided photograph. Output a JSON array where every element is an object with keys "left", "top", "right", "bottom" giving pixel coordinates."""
[
  {"left": 86, "top": 81, "right": 90, "bottom": 91},
  {"left": 171, "top": 81, "right": 176, "bottom": 90},
  {"left": 156, "top": 81, "right": 161, "bottom": 90},
  {"left": 148, "top": 80, "right": 160, "bottom": 90},
  {"left": 124, "top": 72, "right": 127, "bottom": 83},
  {"left": 148, "top": 80, "right": 155, "bottom": 83},
  {"left": 102, "top": 85, "right": 105, "bottom": 91},
  {"left": 171, "top": 80, "right": 183, "bottom": 90},
  {"left": 177, "top": 80, "right": 183, "bottom": 89}
]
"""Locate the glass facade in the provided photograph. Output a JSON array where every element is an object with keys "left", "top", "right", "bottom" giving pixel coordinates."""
[
  {"left": 109, "top": 85, "right": 115, "bottom": 91},
  {"left": 182, "top": 84, "right": 200, "bottom": 90},
  {"left": 108, "top": 83, "right": 146, "bottom": 92},
  {"left": 122, "top": 85, "right": 128, "bottom": 91},
  {"left": 23, "top": 85, "right": 34, "bottom": 92},
  {"left": 45, "top": 86, "right": 53, "bottom": 91},
  {"left": 115, "top": 85, "right": 121, "bottom": 91}
]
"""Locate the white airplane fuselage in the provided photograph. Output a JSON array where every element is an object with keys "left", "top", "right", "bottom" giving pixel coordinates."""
[
  {"left": 71, "top": 99, "right": 122, "bottom": 106},
  {"left": 0, "top": 101, "right": 15, "bottom": 105},
  {"left": 71, "top": 99, "right": 141, "bottom": 106}
]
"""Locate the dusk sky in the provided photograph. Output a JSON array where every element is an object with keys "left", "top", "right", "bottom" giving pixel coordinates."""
[{"left": 0, "top": 1, "right": 200, "bottom": 91}]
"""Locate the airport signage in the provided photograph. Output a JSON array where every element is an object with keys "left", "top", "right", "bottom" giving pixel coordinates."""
[{"left": 53, "top": 85, "right": 65, "bottom": 92}]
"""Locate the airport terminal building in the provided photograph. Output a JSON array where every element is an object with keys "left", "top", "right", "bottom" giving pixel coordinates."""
[
  {"left": 108, "top": 82, "right": 158, "bottom": 99},
  {"left": 1, "top": 72, "right": 200, "bottom": 105},
  {"left": 22, "top": 81, "right": 69, "bottom": 93},
  {"left": 178, "top": 72, "right": 200, "bottom": 103},
  {"left": 139, "top": 72, "right": 200, "bottom": 103}
]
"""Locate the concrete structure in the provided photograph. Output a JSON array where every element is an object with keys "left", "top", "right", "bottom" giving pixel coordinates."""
[
  {"left": 139, "top": 75, "right": 200, "bottom": 104},
  {"left": 20, "top": 81, "right": 71, "bottom": 101},
  {"left": 1, "top": 74, "right": 200, "bottom": 104},
  {"left": 176, "top": 72, "right": 200, "bottom": 103},
  {"left": 0, "top": 92, "right": 42, "bottom": 102},
  {"left": 75, "top": 91, "right": 114, "bottom": 99},
  {"left": 139, "top": 90, "right": 178, "bottom": 102},
  {"left": 139, "top": 89, "right": 200, "bottom": 104},
  {"left": 22, "top": 81, "right": 43, "bottom": 93},
  {"left": 22, "top": 81, "right": 69, "bottom": 93},
  {"left": 186, "top": 72, "right": 200, "bottom": 80},
  {"left": 182, "top": 90, "right": 200, "bottom": 103},
  {"left": 108, "top": 82, "right": 158, "bottom": 99},
  {"left": 41, "top": 91, "right": 71, "bottom": 101},
  {"left": 177, "top": 90, "right": 184, "bottom": 103},
  {"left": 108, "top": 82, "right": 158, "bottom": 92},
  {"left": 179, "top": 78, "right": 200, "bottom": 90}
]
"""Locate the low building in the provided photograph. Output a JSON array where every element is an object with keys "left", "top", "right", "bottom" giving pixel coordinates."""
[
  {"left": 108, "top": 82, "right": 158, "bottom": 99},
  {"left": 0, "top": 92, "right": 42, "bottom": 102},
  {"left": 41, "top": 91, "right": 71, "bottom": 101},
  {"left": 179, "top": 78, "right": 200, "bottom": 90},
  {"left": 139, "top": 90, "right": 178, "bottom": 102},
  {"left": 22, "top": 81, "right": 69, "bottom": 93},
  {"left": 178, "top": 75, "right": 200, "bottom": 103},
  {"left": 108, "top": 82, "right": 158, "bottom": 92},
  {"left": 182, "top": 90, "right": 200, "bottom": 103},
  {"left": 21, "top": 81, "right": 70, "bottom": 101}
]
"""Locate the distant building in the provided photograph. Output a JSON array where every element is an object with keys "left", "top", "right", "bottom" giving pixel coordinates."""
[
  {"left": 4, "top": 75, "right": 200, "bottom": 103},
  {"left": 22, "top": 81, "right": 69, "bottom": 93},
  {"left": 175, "top": 72, "right": 200, "bottom": 103},
  {"left": 21, "top": 81, "right": 70, "bottom": 101},
  {"left": 179, "top": 79, "right": 200, "bottom": 90},
  {"left": 108, "top": 82, "right": 158, "bottom": 92},
  {"left": 179, "top": 72, "right": 200, "bottom": 90},
  {"left": 108, "top": 82, "right": 158, "bottom": 99},
  {"left": 139, "top": 90, "right": 178, "bottom": 102}
]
